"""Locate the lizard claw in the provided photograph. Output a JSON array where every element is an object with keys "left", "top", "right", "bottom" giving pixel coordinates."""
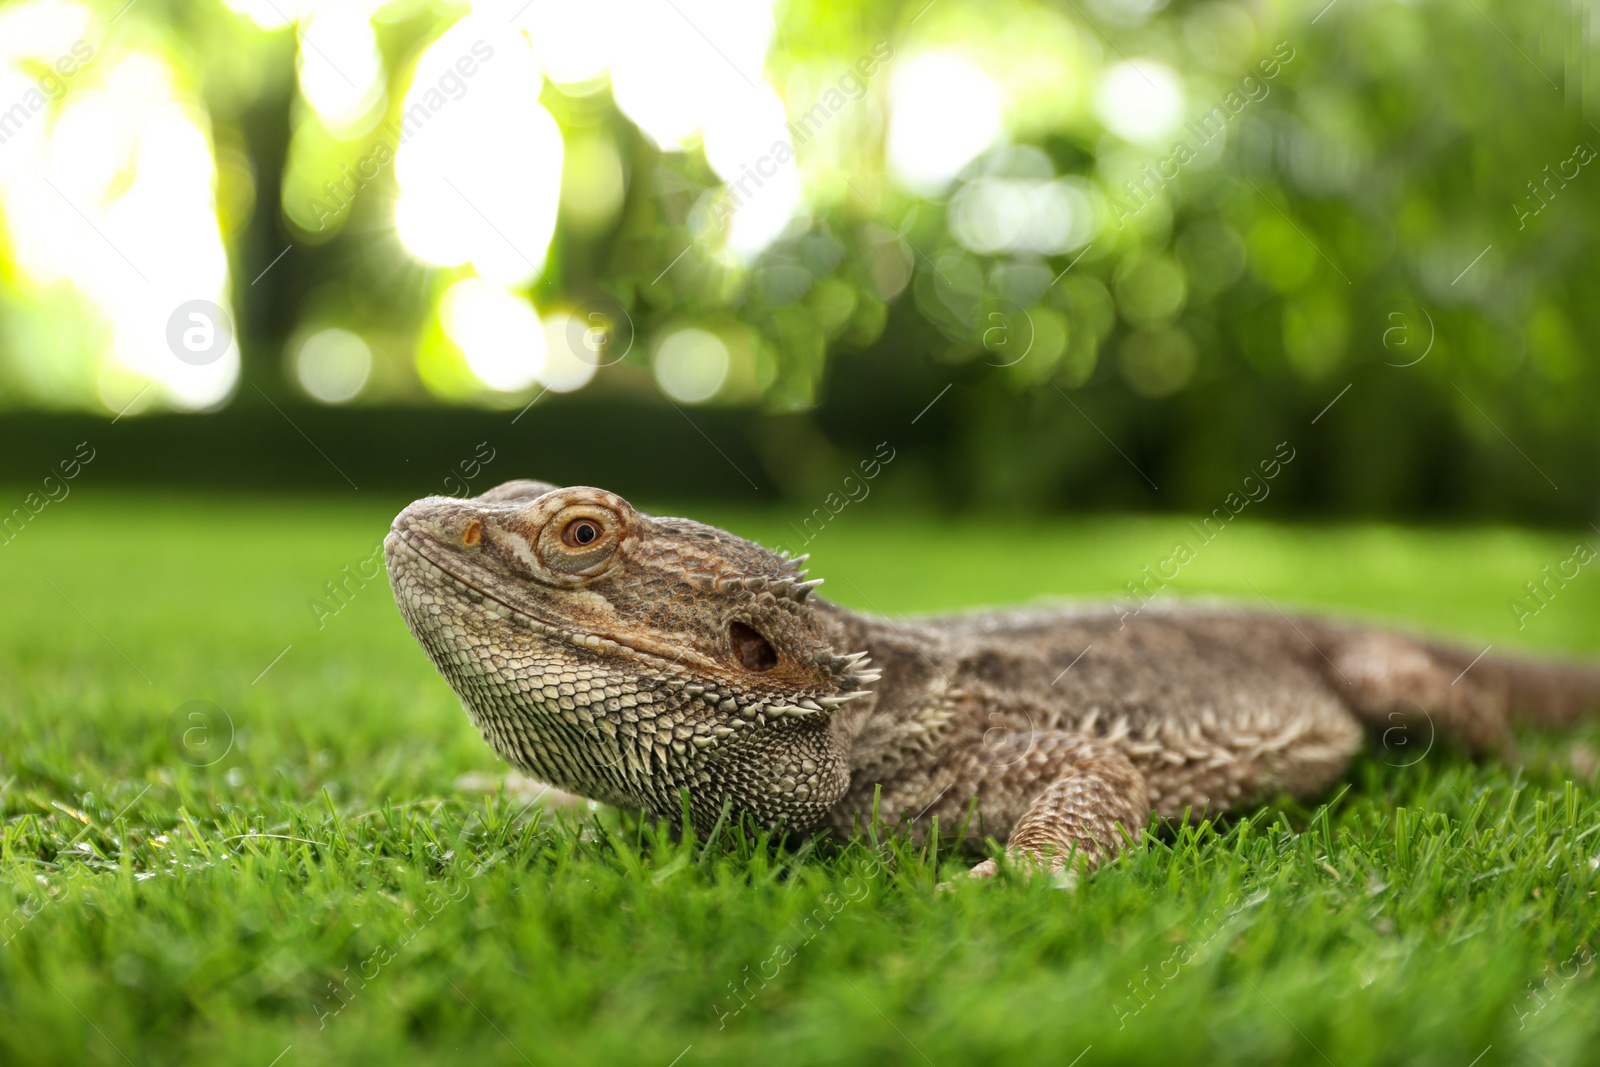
[
  {"left": 940, "top": 851, "right": 1078, "bottom": 891},
  {"left": 934, "top": 858, "right": 996, "bottom": 891}
]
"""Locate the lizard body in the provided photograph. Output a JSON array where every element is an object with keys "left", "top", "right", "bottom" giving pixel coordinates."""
[{"left": 385, "top": 480, "right": 1600, "bottom": 878}]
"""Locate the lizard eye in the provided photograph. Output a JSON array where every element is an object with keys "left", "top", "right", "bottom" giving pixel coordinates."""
[
  {"left": 535, "top": 505, "right": 623, "bottom": 577},
  {"left": 730, "top": 622, "right": 778, "bottom": 672},
  {"left": 561, "top": 518, "right": 603, "bottom": 547}
]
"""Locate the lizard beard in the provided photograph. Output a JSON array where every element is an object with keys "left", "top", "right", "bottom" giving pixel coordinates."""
[{"left": 386, "top": 533, "right": 854, "bottom": 834}]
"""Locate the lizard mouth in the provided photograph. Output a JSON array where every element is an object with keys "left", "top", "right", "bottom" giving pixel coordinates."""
[{"left": 387, "top": 527, "right": 716, "bottom": 672}]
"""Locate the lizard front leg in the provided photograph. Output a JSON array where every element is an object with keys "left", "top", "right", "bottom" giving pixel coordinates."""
[{"left": 968, "top": 732, "right": 1150, "bottom": 881}]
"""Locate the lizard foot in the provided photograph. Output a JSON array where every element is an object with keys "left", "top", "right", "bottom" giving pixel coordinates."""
[{"left": 945, "top": 851, "right": 1078, "bottom": 890}]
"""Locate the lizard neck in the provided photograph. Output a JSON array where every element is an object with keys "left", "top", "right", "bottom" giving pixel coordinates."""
[{"left": 814, "top": 602, "right": 963, "bottom": 775}]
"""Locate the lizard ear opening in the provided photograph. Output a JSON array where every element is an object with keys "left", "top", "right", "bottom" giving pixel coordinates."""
[{"left": 730, "top": 622, "right": 778, "bottom": 672}]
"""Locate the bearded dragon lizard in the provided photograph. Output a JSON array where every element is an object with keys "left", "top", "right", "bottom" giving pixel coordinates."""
[{"left": 386, "top": 480, "right": 1600, "bottom": 879}]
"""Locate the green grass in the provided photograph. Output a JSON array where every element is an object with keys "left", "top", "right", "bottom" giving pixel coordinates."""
[{"left": 3, "top": 491, "right": 1600, "bottom": 1067}]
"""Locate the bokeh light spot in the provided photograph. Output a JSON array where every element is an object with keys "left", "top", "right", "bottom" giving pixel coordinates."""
[
  {"left": 440, "top": 278, "right": 545, "bottom": 393},
  {"left": 292, "top": 327, "right": 372, "bottom": 404},
  {"left": 887, "top": 53, "right": 1004, "bottom": 196},
  {"left": 394, "top": 17, "right": 562, "bottom": 287},
  {"left": 609, "top": 0, "right": 775, "bottom": 151},
  {"left": 296, "top": 8, "right": 385, "bottom": 135},
  {"left": 652, "top": 327, "right": 729, "bottom": 403},
  {"left": 1114, "top": 254, "right": 1187, "bottom": 325},
  {"left": 537, "top": 311, "right": 601, "bottom": 393},
  {"left": 1119, "top": 325, "right": 1196, "bottom": 397},
  {"left": 1095, "top": 60, "right": 1183, "bottom": 145}
]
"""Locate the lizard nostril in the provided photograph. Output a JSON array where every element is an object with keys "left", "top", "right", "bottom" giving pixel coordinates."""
[{"left": 462, "top": 521, "right": 482, "bottom": 546}]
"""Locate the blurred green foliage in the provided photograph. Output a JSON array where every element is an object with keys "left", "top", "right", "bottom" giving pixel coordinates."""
[{"left": 0, "top": 0, "right": 1596, "bottom": 517}]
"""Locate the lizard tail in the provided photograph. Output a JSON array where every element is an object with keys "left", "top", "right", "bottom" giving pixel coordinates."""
[{"left": 1426, "top": 642, "right": 1600, "bottom": 727}]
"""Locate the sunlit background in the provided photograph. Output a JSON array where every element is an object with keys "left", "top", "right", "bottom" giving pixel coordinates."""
[{"left": 1, "top": 0, "right": 1596, "bottom": 518}]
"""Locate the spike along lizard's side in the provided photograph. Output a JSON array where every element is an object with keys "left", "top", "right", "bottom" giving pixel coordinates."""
[{"left": 385, "top": 480, "right": 1600, "bottom": 879}]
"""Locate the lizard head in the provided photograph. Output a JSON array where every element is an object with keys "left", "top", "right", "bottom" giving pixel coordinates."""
[{"left": 384, "top": 479, "right": 876, "bottom": 834}]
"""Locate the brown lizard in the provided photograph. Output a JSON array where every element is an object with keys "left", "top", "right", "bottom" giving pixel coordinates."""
[{"left": 385, "top": 479, "right": 1600, "bottom": 879}]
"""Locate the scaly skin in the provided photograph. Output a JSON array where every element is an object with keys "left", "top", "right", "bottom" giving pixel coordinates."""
[{"left": 385, "top": 480, "right": 1600, "bottom": 879}]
